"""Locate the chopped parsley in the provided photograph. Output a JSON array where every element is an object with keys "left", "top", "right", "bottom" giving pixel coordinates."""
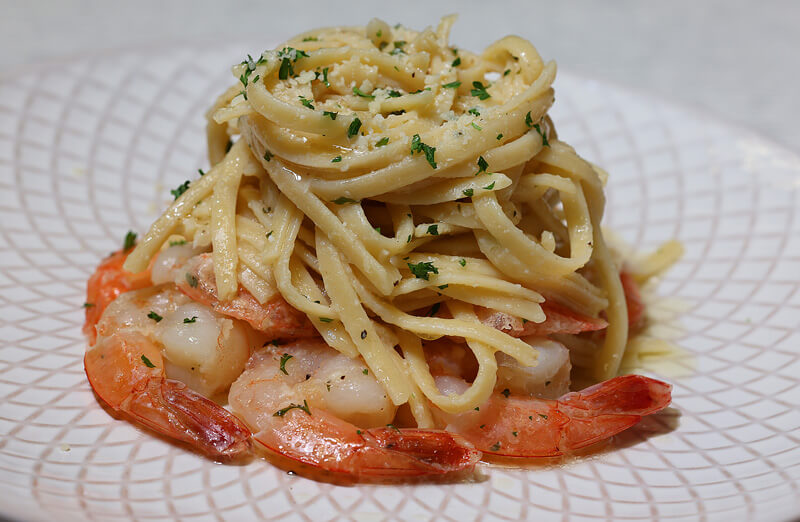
[
  {"left": 410, "top": 134, "right": 436, "bottom": 169},
  {"left": 185, "top": 272, "right": 198, "bottom": 288},
  {"left": 279, "top": 353, "right": 293, "bottom": 375},
  {"left": 331, "top": 196, "right": 357, "bottom": 204},
  {"left": 458, "top": 258, "right": 466, "bottom": 267},
  {"left": 352, "top": 86, "right": 375, "bottom": 99},
  {"left": 533, "top": 123, "right": 550, "bottom": 147},
  {"left": 468, "top": 107, "right": 481, "bottom": 116},
  {"left": 428, "top": 302, "right": 441, "bottom": 317},
  {"left": 318, "top": 317, "right": 333, "bottom": 323},
  {"left": 407, "top": 261, "right": 438, "bottom": 280},
  {"left": 438, "top": 284, "right": 449, "bottom": 289},
  {"left": 322, "top": 111, "right": 337, "bottom": 120},
  {"left": 477, "top": 156, "right": 488, "bottom": 173},
  {"left": 169, "top": 239, "right": 187, "bottom": 246},
  {"left": 263, "top": 150, "right": 273, "bottom": 162},
  {"left": 347, "top": 117, "right": 362, "bottom": 138},
  {"left": 302, "top": 36, "right": 318, "bottom": 42},
  {"left": 393, "top": 41, "right": 406, "bottom": 50},
  {"left": 496, "top": 133, "right": 503, "bottom": 140},
  {"left": 140, "top": 355, "right": 156, "bottom": 368},
  {"left": 322, "top": 67, "right": 330, "bottom": 87},
  {"left": 376, "top": 137, "right": 390, "bottom": 147},
  {"left": 183, "top": 316, "right": 197, "bottom": 324},
  {"left": 362, "top": 368, "right": 369, "bottom": 375},
  {"left": 442, "top": 80, "right": 461, "bottom": 89},
  {"left": 147, "top": 311, "right": 163, "bottom": 322},
  {"left": 298, "top": 96, "right": 315, "bottom": 110},
  {"left": 525, "top": 111, "right": 534, "bottom": 128},
  {"left": 462, "top": 188, "right": 474, "bottom": 197},
  {"left": 471, "top": 122, "right": 482, "bottom": 130},
  {"left": 452, "top": 57, "right": 461, "bottom": 67},
  {"left": 484, "top": 181, "right": 496, "bottom": 190},
  {"left": 426, "top": 224, "right": 439, "bottom": 236},
  {"left": 474, "top": 407, "right": 480, "bottom": 411},
  {"left": 504, "top": 69, "right": 511, "bottom": 76},
  {"left": 512, "top": 431, "right": 518, "bottom": 437},
  {"left": 82, "top": 302, "right": 95, "bottom": 308},
  {"left": 386, "top": 89, "right": 402, "bottom": 98},
  {"left": 489, "top": 442, "right": 501, "bottom": 452},
  {"left": 123, "top": 230, "right": 137, "bottom": 251},
  {"left": 331, "top": 156, "right": 342, "bottom": 163},
  {"left": 273, "top": 399, "right": 311, "bottom": 417},
  {"left": 501, "top": 388, "right": 510, "bottom": 398},
  {"left": 470, "top": 81, "right": 490, "bottom": 100},
  {"left": 198, "top": 168, "right": 205, "bottom": 176},
  {"left": 277, "top": 47, "right": 309, "bottom": 80},
  {"left": 170, "top": 179, "right": 191, "bottom": 199},
  {"left": 539, "top": 413, "right": 548, "bottom": 419}
]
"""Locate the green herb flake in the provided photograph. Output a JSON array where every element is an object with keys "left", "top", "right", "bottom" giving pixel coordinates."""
[
  {"left": 147, "top": 311, "right": 163, "bottom": 322},
  {"left": 477, "top": 156, "right": 488, "bottom": 173},
  {"left": 263, "top": 150, "right": 273, "bottom": 162},
  {"left": 170, "top": 180, "right": 191, "bottom": 199},
  {"left": 82, "top": 302, "right": 95, "bottom": 308},
  {"left": 361, "top": 330, "right": 367, "bottom": 340},
  {"left": 406, "top": 234, "right": 412, "bottom": 243},
  {"left": 331, "top": 156, "right": 343, "bottom": 163},
  {"left": 322, "top": 110, "right": 338, "bottom": 120},
  {"left": 386, "top": 423, "right": 401, "bottom": 432},
  {"left": 331, "top": 196, "right": 357, "bottom": 204},
  {"left": 458, "top": 258, "right": 466, "bottom": 267},
  {"left": 452, "top": 57, "right": 461, "bottom": 67},
  {"left": 512, "top": 431, "right": 518, "bottom": 437},
  {"left": 185, "top": 272, "right": 198, "bottom": 288},
  {"left": 483, "top": 181, "right": 496, "bottom": 190},
  {"left": 352, "top": 86, "right": 375, "bottom": 99},
  {"left": 169, "top": 239, "right": 187, "bottom": 247},
  {"left": 277, "top": 47, "right": 309, "bottom": 80},
  {"left": 474, "top": 407, "right": 480, "bottom": 411},
  {"left": 539, "top": 413, "right": 548, "bottom": 420},
  {"left": 545, "top": 380, "right": 551, "bottom": 386},
  {"left": 410, "top": 134, "right": 437, "bottom": 169},
  {"left": 123, "top": 230, "right": 137, "bottom": 251},
  {"left": 525, "top": 111, "right": 534, "bottom": 128},
  {"left": 362, "top": 368, "right": 369, "bottom": 375},
  {"left": 496, "top": 133, "right": 503, "bottom": 140},
  {"left": 407, "top": 261, "right": 439, "bottom": 280},
  {"left": 183, "top": 316, "right": 197, "bottom": 324},
  {"left": 298, "top": 96, "right": 315, "bottom": 110},
  {"left": 462, "top": 188, "right": 474, "bottom": 197},
  {"left": 318, "top": 317, "right": 333, "bottom": 323},
  {"left": 393, "top": 40, "right": 406, "bottom": 49},
  {"left": 504, "top": 69, "right": 511, "bottom": 76},
  {"left": 428, "top": 302, "right": 441, "bottom": 317},
  {"left": 468, "top": 107, "right": 480, "bottom": 116},
  {"left": 302, "top": 36, "right": 318, "bottom": 42},
  {"left": 490, "top": 442, "right": 501, "bottom": 451},
  {"left": 533, "top": 123, "right": 550, "bottom": 147},
  {"left": 470, "top": 81, "right": 490, "bottom": 100},
  {"left": 442, "top": 80, "right": 461, "bottom": 89},
  {"left": 386, "top": 89, "right": 402, "bottom": 98},
  {"left": 322, "top": 67, "right": 330, "bottom": 87},
  {"left": 273, "top": 399, "right": 312, "bottom": 417},
  {"left": 198, "top": 168, "right": 205, "bottom": 176},
  {"left": 376, "top": 137, "right": 390, "bottom": 147},
  {"left": 279, "top": 353, "right": 293, "bottom": 375},
  {"left": 347, "top": 117, "right": 362, "bottom": 139},
  {"left": 140, "top": 354, "right": 156, "bottom": 368},
  {"left": 427, "top": 224, "right": 439, "bottom": 236},
  {"left": 471, "top": 122, "right": 482, "bottom": 130},
  {"left": 501, "top": 388, "right": 510, "bottom": 398}
]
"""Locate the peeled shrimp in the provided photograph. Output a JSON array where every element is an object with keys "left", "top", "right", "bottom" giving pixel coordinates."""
[
  {"left": 229, "top": 340, "right": 480, "bottom": 479},
  {"left": 84, "top": 249, "right": 253, "bottom": 459},
  {"left": 434, "top": 374, "right": 671, "bottom": 457},
  {"left": 166, "top": 252, "right": 316, "bottom": 340}
]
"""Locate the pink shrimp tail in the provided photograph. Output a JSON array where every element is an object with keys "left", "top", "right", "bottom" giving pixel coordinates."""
[{"left": 253, "top": 410, "right": 480, "bottom": 479}]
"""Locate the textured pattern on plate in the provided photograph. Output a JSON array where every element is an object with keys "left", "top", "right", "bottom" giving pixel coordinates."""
[{"left": 0, "top": 44, "right": 799, "bottom": 522}]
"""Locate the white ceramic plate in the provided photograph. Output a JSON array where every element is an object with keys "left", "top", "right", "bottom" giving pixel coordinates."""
[{"left": 1, "top": 43, "right": 799, "bottom": 522}]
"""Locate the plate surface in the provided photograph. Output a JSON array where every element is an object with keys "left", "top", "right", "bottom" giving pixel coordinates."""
[{"left": 0, "top": 43, "right": 799, "bottom": 522}]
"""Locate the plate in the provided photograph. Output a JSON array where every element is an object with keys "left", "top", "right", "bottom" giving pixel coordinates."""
[{"left": 0, "top": 42, "right": 799, "bottom": 522}]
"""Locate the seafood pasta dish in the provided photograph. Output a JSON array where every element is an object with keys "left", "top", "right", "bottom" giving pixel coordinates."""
[{"left": 82, "top": 17, "right": 677, "bottom": 481}]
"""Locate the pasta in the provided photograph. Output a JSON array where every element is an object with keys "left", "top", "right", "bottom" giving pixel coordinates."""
[{"left": 86, "top": 18, "right": 676, "bottom": 473}]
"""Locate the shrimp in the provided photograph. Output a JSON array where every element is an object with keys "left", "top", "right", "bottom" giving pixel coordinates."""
[
  {"left": 228, "top": 340, "right": 480, "bottom": 480},
  {"left": 85, "top": 272, "right": 254, "bottom": 459},
  {"left": 433, "top": 373, "right": 671, "bottom": 458},
  {"left": 162, "top": 251, "right": 316, "bottom": 340},
  {"left": 83, "top": 249, "right": 153, "bottom": 345}
]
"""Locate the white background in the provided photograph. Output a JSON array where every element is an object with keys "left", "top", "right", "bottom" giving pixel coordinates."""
[{"left": 1, "top": 0, "right": 798, "bottom": 149}]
